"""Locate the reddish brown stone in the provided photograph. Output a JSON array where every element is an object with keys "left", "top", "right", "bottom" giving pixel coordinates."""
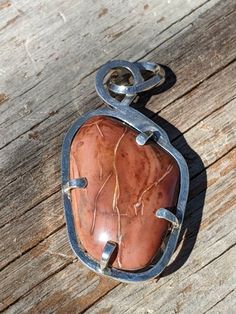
[{"left": 70, "top": 116, "right": 179, "bottom": 270}]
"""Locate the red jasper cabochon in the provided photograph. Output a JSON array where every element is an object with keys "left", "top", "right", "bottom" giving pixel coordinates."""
[{"left": 70, "top": 116, "right": 179, "bottom": 271}]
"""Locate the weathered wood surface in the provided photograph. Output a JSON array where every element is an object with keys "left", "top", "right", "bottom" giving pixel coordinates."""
[{"left": 0, "top": 0, "right": 235, "bottom": 313}]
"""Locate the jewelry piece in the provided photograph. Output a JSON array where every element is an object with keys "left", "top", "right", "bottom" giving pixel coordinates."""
[{"left": 61, "top": 60, "right": 189, "bottom": 282}]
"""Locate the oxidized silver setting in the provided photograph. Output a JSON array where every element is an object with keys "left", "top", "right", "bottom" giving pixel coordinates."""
[{"left": 61, "top": 60, "right": 189, "bottom": 282}]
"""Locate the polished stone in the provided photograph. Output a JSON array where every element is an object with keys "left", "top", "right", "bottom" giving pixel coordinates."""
[{"left": 70, "top": 116, "right": 179, "bottom": 270}]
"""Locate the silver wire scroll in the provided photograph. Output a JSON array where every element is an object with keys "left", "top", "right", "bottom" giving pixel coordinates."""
[{"left": 61, "top": 60, "right": 189, "bottom": 282}]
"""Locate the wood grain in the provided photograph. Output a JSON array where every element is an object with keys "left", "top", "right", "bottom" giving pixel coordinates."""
[
  {"left": 1, "top": 94, "right": 235, "bottom": 312},
  {"left": 0, "top": 0, "right": 235, "bottom": 312},
  {"left": 1, "top": 0, "right": 235, "bottom": 228},
  {"left": 1, "top": 59, "right": 235, "bottom": 270},
  {"left": 0, "top": 0, "right": 221, "bottom": 147},
  {"left": 5, "top": 144, "right": 236, "bottom": 313}
]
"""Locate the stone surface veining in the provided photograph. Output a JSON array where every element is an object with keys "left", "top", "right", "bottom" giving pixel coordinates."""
[{"left": 70, "top": 116, "right": 179, "bottom": 270}]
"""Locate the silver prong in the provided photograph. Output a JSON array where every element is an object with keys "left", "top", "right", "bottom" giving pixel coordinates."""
[
  {"left": 63, "top": 178, "right": 87, "bottom": 198},
  {"left": 136, "top": 131, "right": 153, "bottom": 145},
  {"left": 100, "top": 241, "right": 117, "bottom": 271},
  {"left": 155, "top": 208, "right": 180, "bottom": 229}
]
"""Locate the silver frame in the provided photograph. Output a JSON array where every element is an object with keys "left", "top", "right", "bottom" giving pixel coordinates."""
[{"left": 61, "top": 60, "right": 189, "bottom": 282}]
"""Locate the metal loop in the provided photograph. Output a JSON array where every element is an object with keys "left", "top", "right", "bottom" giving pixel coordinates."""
[{"left": 95, "top": 60, "right": 165, "bottom": 109}]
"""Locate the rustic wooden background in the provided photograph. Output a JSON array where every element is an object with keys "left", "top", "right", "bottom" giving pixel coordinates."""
[{"left": 0, "top": 0, "right": 235, "bottom": 313}]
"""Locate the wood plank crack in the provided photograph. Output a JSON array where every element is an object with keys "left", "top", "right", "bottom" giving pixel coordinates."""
[{"left": 203, "top": 290, "right": 235, "bottom": 313}]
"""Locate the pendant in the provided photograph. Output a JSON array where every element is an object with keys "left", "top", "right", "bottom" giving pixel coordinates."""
[{"left": 61, "top": 60, "right": 189, "bottom": 282}]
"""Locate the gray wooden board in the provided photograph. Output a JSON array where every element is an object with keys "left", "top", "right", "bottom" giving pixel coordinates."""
[
  {"left": 5, "top": 147, "right": 236, "bottom": 313},
  {"left": 0, "top": 0, "right": 221, "bottom": 146},
  {"left": 1, "top": 97, "right": 235, "bottom": 312},
  {"left": 0, "top": 0, "right": 235, "bottom": 312},
  {"left": 1, "top": 56, "right": 236, "bottom": 270},
  {"left": 1, "top": 0, "right": 235, "bottom": 227}
]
